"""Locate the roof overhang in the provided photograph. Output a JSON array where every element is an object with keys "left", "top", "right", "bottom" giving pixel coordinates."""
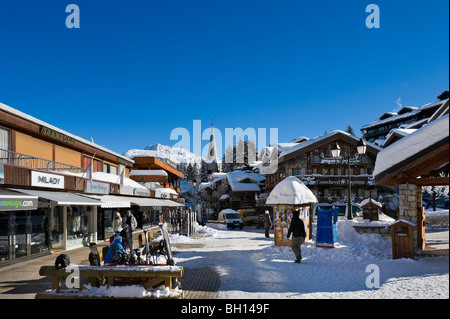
[{"left": 374, "top": 138, "right": 449, "bottom": 188}]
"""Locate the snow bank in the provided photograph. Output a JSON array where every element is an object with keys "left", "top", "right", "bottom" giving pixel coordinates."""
[
  {"left": 171, "top": 222, "right": 449, "bottom": 299},
  {"left": 337, "top": 220, "right": 393, "bottom": 259},
  {"left": 51, "top": 284, "right": 182, "bottom": 299}
]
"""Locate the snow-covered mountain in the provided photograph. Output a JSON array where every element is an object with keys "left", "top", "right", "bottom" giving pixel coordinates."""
[{"left": 124, "top": 143, "right": 204, "bottom": 167}]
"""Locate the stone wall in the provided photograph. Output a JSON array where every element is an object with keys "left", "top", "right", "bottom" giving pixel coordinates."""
[{"left": 397, "top": 183, "right": 422, "bottom": 251}]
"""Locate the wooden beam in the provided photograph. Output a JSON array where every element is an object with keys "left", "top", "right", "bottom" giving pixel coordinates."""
[
  {"left": 421, "top": 162, "right": 450, "bottom": 178},
  {"left": 409, "top": 176, "right": 450, "bottom": 187}
]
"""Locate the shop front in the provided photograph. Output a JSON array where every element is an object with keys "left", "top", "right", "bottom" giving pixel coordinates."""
[
  {"left": 0, "top": 189, "right": 44, "bottom": 264},
  {"left": 9, "top": 188, "right": 102, "bottom": 252},
  {"left": 82, "top": 195, "right": 184, "bottom": 239},
  {"left": 82, "top": 194, "right": 132, "bottom": 241}
]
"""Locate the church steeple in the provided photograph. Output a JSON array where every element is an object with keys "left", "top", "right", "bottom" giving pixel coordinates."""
[{"left": 207, "top": 122, "right": 222, "bottom": 173}]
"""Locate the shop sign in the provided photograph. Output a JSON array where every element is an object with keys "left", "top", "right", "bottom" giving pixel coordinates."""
[
  {"left": 40, "top": 126, "right": 75, "bottom": 145},
  {"left": 120, "top": 185, "right": 134, "bottom": 195},
  {"left": 0, "top": 164, "right": 4, "bottom": 184},
  {"left": 0, "top": 198, "right": 38, "bottom": 211},
  {"left": 85, "top": 181, "right": 109, "bottom": 195},
  {"left": 301, "top": 175, "right": 375, "bottom": 186},
  {"left": 31, "top": 171, "right": 65, "bottom": 189},
  {"left": 158, "top": 192, "right": 170, "bottom": 199},
  {"left": 134, "top": 188, "right": 150, "bottom": 197},
  {"left": 117, "top": 157, "right": 132, "bottom": 166}
]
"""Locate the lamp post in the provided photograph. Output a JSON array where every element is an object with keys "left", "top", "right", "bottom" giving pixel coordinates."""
[
  {"left": 331, "top": 138, "right": 367, "bottom": 220},
  {"left": 192, "top": 181, "right": 197, "bottom": 214}
]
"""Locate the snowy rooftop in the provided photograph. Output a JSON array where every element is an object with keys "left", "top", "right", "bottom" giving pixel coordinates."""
[
  {"left": 360, "top": 198, "right": 383, "bottom": 208},
  {"left": 266, "top": 176, "right": 318, "bottom": 205},
  {"left": 62, "top": 171, "right": 148, "bottom": 190},
  {"left": 279, "top": 130, "right": 382, "bottom": 158},
  {"left": 0, "top": 102, "right": 134, "bottom": 164},
  {"left": 226, "top": 170, "right": 263, "bottom": 192},
  {"left": 373, "top": 114, "right": 449, "bottom": 177},
  {"left": 129, "top": 170, "right": 168, "bottom": 177},
  {"left": 361, "top": 99, "right": 447, "bottom": 130}
]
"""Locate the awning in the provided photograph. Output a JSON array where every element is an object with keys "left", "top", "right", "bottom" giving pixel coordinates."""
[
  {"left": 0, "top": 189, "right": 39, "bottom": 211},
  {"left": 81, "top": 194, "right": 131, "bottom": 209},
  {"left": 9, "top": 189, "right": 103, "bottom": 206},
  {"left": 159, "top": 200, "right": 184, "bottom": 207},
  {"left": 128, "top": 197, "right": 184, "bottom": 209},
  {"left": 128, "top": 197, "right": 169, "bottom": 209}
]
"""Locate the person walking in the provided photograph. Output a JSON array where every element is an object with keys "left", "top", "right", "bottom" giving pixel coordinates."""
[
  {"left": 287, "top": 208, "right": 306, "bottom": 263},
  {"left": 264, "top": 210, "right": 272, "bottom": 238},
  {"left": 122, "top": 210, "right": 137, "bottom": 232},
  {"left": 112, "top": 212, "right": 122, "bottom": 231}
]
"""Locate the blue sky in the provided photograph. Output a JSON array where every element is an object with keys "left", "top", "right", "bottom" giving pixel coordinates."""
[{"left": 0, "top": 0, "right": 448, "bottom": 158}]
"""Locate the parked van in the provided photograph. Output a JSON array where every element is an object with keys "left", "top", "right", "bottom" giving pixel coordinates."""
[
  {"left": 237, "top": 209, "right": 259, "bottom": 226},
  {"left": 218, "top": 209, "right": 244, "bottom": 229}
]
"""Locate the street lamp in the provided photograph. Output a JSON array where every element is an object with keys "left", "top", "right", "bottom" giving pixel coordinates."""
[
  {"left": 192, "top": 181, "right": 197, "bottom": 214},
  {"left": 331, "top": 139, "right": 367, "bottom": 219}
]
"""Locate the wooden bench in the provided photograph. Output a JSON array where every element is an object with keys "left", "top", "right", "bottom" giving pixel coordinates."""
[{"left": 36, "top": 265, "right": 184, "bottom": 299}]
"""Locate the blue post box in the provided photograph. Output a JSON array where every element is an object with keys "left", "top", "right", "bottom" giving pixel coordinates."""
[{"left": 316, "top": 207, "right": 339, "bottom": 248}]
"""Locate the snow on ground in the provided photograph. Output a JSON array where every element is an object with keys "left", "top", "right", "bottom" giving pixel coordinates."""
[{"left": 172, "top": 220, "right": 449, "bottom": 299}]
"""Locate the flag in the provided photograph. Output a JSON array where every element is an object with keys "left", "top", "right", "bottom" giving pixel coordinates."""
[
  {"left": 119, "top": 167, "right": 125, "bottom": 186},
  {"left": 86, "top": 158, "right": 93, "bottom": 182}
]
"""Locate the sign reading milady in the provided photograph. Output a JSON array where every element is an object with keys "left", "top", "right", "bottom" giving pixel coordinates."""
[{"left": 31, "top": 171, "right": 65, "bottom": 189}]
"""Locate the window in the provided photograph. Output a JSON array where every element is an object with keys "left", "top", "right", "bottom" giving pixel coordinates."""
[
  {"left": 292, "top": 169, "right": 302, "bottom": 176},
  {"left": 83, "top": 156, "right": 102, "bottom": 172},
  {"left": 0, "top": 126, "right": 11, "bottom": 164},
  {"left": 103, "top": 163, "right": 118, "bottom": 175}
]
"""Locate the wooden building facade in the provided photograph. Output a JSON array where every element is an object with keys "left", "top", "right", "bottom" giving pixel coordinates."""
[{"left": 263, "top": 131, "right": 383, "bottom": 204}]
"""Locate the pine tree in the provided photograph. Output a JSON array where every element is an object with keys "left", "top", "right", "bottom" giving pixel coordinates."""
[
  {"left": 222, "top": 145, "right": 235, "bottom": 173},
  {"left": 200, "top": 159, "right": 209, "bottom": 182},
  {"left": 346, "top": 125, "right": 356, "bottom": 136},
  {"left": 185, "top": 163, "right": 194, "bottom": 181},
  {"left": 192, "top": 162, "right": 200, "bottom": 183}
]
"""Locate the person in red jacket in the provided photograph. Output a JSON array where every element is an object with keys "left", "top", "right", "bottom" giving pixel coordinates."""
[{"left": 287, "top": 208, "right": 306, "bottom": 263}]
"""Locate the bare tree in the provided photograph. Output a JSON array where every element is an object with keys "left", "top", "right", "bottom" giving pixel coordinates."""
[{"left": 422, "top": 172, "right": 449, "bottom": 211}]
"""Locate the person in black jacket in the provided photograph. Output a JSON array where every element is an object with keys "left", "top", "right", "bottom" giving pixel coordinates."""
[
  {"left": 287, "top": 208, "right": 306, "bottom": 263},
  {"left": 264, "top": 210, "right": 273, "bottom": 238}
]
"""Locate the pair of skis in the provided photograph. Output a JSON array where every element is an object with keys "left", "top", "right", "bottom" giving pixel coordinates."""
[
  {"left": 141, "top": 223, "right": 174, "bottom": 266},
  {"left": 89, "top": 223, "right": 174, "bottom": 266}
]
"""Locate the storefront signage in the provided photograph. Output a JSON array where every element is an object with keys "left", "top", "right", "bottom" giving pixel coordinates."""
[
  {"left": 40, "top": 126, "right": 75, "bottom": 145},
  {"left": 0, "top": 198, "right": 38, "bottom": 211},
  {"left": 134, "top": 188, "right": 150, "bottom": 197},
  {"left": 31, "top": 171, "right": 65, "bottom": 189},
  {"left": 120, "top": 185, "right": 134, "bottom": 195},
  {"left": 117, "top": 157, "right": 131, "bottom": 166},
  {"left": 85, "top": 181, "right": 109, "bottom": 195},
  {"left": 0, "top": 164, "right": 4, "bottom": 184},
  {"left": 301, "top": 175, "right": 375, "bottom": 186}
]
